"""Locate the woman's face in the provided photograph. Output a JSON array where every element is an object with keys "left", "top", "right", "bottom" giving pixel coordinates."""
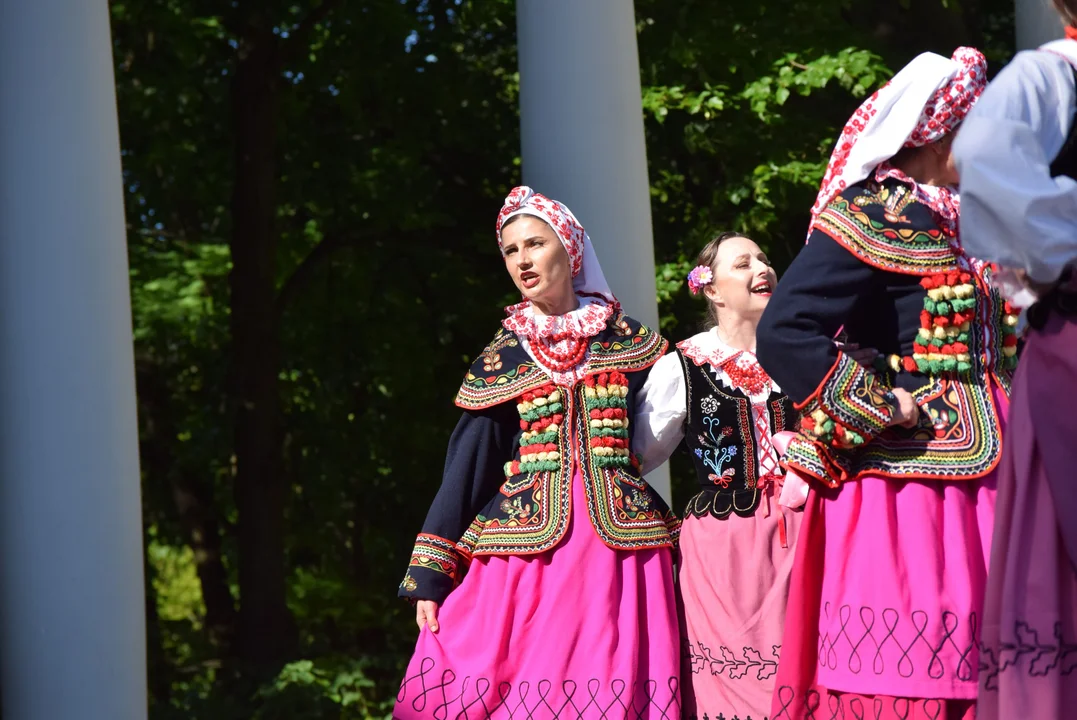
[
  {"left": 703, "top": 236, "right": 778, "bottom": 320},
  {"left": 501, "top": 215, "right": 574, "bottom": 309}
]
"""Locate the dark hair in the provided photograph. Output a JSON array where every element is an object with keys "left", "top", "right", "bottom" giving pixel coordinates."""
[
  {"left": 500, "top": 213, "right": 528, "bottom": 232},
  {"left": 500, "top": 212, "right": 555, "bottom": 235},
  {"left": 694, "top": 231, "right": 750, "bottom": 329},
  {"left": 1054, "top": 0, "right": 1077, "bottom": 26}
]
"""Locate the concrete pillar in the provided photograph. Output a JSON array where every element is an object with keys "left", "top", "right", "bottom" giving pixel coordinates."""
[
  {"left": 0, "top": 1, "right": 148, "bottom": 718},
  {"left": 516, "top": 0, "right": 672, "bottom": 503},
  {"left": 1017, "top": 0, "right": 1063, "bottom": 50}
]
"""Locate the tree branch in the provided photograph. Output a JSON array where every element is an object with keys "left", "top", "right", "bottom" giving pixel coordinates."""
[{"left": 275, "top": 231, "right": 360, "bottom": 318}]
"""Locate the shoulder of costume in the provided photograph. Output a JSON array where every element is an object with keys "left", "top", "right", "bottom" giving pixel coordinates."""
[
  {"left": 587, "top": 311, "right": 668, "bottom": 374},
  {"left": 454, "top": 327, "right": 546, "bottom": 410},
  {"left": 812, "top": 178, "right": 959, "bottom": 275},
  {"left": 454, "top": 313, "right": 667, "bottom": 410},
  {"left": 674, "top": 331, "right": 714, "bottom": 368}
]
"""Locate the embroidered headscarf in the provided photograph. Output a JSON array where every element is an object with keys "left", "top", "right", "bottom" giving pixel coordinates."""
[
  {"left": 496, "top": 186, "right": 616, "bottom": 305},
  {"left": 809, "top": 47, "right": 988, "bottom": 236}
]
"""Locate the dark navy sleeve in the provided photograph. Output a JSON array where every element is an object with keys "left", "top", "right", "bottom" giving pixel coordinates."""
[
  {"left": 757, "top": 230, "right": 897, "bottom": 450},
  {"left": 399, "top": 405, "right": 516, "bottom": 603}
]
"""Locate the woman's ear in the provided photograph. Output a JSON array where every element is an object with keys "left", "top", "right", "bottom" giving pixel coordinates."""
[{"left": 702, "top": 282, "right": 722, "bottom": 306}]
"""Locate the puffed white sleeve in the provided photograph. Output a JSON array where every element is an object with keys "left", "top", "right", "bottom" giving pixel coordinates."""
[
  {"left": 634, "top": 351, "right": 687, "bottom": 476},
  {"left": 954, "top": 49, "right": 1077, "bottom": 285}
]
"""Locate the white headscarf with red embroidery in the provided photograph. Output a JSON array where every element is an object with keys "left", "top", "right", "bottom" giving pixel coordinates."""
[
  {"left": 497, "top": 185, "right": 616, "bottom": 305},
  {"left": 809, "top": 47, "right": 988, "bottom": 238}
]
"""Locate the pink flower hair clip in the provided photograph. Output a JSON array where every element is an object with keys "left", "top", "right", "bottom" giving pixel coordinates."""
[{"left": 687, "top": 265, "right": 713, "bottom": 295}]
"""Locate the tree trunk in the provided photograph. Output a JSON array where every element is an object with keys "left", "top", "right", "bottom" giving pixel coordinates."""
[
  {"left": 228, "top": 22, "right": 297, "bottom": 674},
  {"left": 138, "top": 366, "right": 240, "bottom": 650}
]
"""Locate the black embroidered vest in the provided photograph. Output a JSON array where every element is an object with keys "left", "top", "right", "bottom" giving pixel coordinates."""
[{"left": 678, "top": 350, "right": 796, "bottom": 519}]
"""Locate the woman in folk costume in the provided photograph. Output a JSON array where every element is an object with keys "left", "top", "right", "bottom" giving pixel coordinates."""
[
  {"left": 952, "top": 4, "right": 1077, "bottom": 716},
  {"left": 633, "top": 231, "right": 804, "bottom": 720},
  {"left": 755, "top": 48, "right": 1018, "bottom": 720},
  {"left": 394, "top": 186, "right": 681, "bottom": 720}
]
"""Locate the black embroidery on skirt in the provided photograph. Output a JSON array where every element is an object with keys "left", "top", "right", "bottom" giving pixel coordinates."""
[
  {"left": 979, "top": 620, "right": 1077, "bottom": 691},
  {"left": 772, "top": 687, "right": 954, "bottom": 720},
  {"left": 816, "top": 604, "right": 978, "bottom": 681},
  {"left": 682, "top": 639, "right": 780, "bottom": 681},
  {"left": 685, "top": 713, "right": 768, "bottom": 720},
  {"left": 395, "top": 656, "right": 681, "bottom": 719}
]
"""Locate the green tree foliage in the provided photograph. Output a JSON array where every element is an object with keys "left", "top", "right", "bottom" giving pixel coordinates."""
[{"left": 112, "top": 0, "right": 1014, "bottom": 716}]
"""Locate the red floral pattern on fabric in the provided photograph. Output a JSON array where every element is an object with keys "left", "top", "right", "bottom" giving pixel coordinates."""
[
  {"left": 502, "top": 294, "right": 613, "bottom": 340},
  {"left": 678, "top": 332, "right": 776, "bottom": 403},
  {"left": 497, "top": 186, "right": 585, "bottom": 278},
  {"left": 502, "top": 295, "right": 614, "bottom": 386},
  {"left": 905, "top": 47, "right": 986, "bottom": 147},
  {"left": 810, "top": 47, "right": 987, "bottom": 228}
]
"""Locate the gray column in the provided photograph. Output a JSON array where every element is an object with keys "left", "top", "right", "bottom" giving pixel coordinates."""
[
  {"left": 516, "top": 0, "right": 672, "bottom": 503},
  {"left": 1017, "top": 0, "right": 1063, "bottom": 50},
  {"left": 0, "top": 1, "right": 148, "bottom": 718}
]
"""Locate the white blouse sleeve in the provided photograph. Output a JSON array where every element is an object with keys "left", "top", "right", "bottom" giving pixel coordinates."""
[
  {"left": 633, "top": 351, "right": 687, "bottom": 476},
  {"left": 954, "top": 49, "right": 1077, "bottom": 285}
]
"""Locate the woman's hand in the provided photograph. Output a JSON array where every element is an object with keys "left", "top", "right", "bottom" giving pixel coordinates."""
[
  {"left": 888, "top": 388, "right": 920, "bottom": 428},
  {"left": 836, "top": 341, "right": 879, "bottom": 369},
  {"left": 416, "top": 600, "right": 440, "bottom": 633}
]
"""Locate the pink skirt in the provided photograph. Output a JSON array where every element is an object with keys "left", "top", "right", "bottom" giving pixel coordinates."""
[
  {"left": 394, "top": 471, "right": 680, "bottom": 720},
  {"left": 772, "top": 385, "right": 1008, "bottom": 720},
  {"left": 680, "top": 488, "right": 803, "bottom": 720},
  {"left": 978, "top": 315, "right": 1077, "bottom": 720}
]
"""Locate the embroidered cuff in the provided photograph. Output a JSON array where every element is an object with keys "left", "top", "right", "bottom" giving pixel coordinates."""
[
  {"left": 398, "top": 533, "right": 462, "bottom": 603},
  {"left": 796, "top": 352, "right": 895, "bottom": 449}
]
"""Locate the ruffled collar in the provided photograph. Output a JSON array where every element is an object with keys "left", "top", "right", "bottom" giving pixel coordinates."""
[
  {"left": 677, "top": 328, "right": 778, "bottom": 403},
  {"left": 502, "top": 294, "right": 614, "bottom": 340}
]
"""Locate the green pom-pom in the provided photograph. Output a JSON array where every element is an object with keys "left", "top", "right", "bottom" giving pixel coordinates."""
[
  {"left": 957, "top": 361, "right": 972, "bottom": 373},
  {"left": 924, "top": 298, "right": 938, "bottom": 314},
  {"left": 953, "top": 298, "right": 976, "bottom": 312}
]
